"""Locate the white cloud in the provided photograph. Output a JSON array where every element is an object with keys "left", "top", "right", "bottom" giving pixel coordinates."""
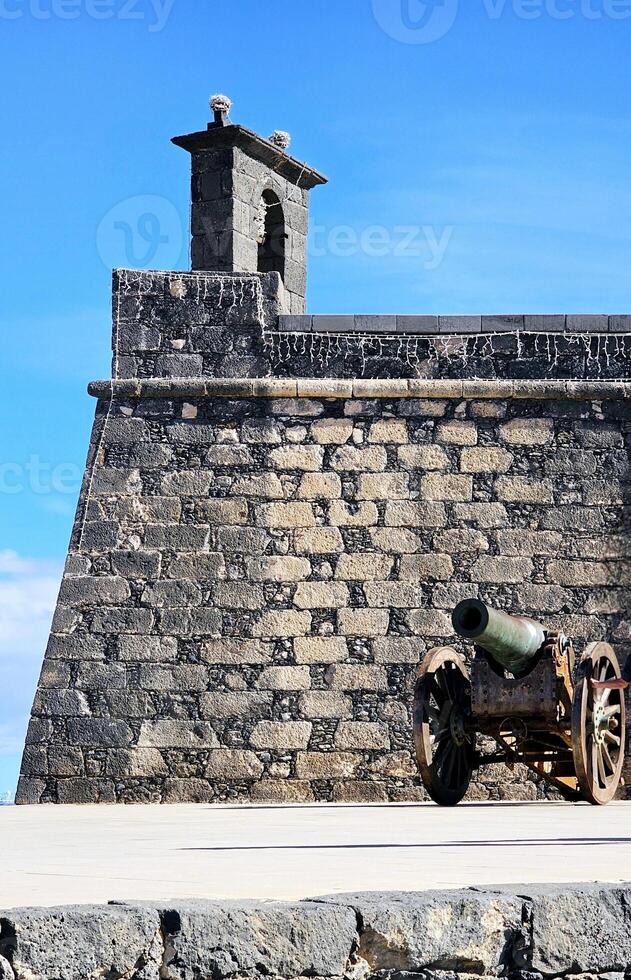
[
  {"left": 0, "top": 549, "right": 59, "bottom": 576},
  {"left": 0, "top": 552, "right": 63, "bottom": 757}
]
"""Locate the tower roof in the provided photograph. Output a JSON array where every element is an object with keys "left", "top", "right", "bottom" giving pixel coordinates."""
[{"left": 172, "top": 99, "right": 328, "bottom": 191}]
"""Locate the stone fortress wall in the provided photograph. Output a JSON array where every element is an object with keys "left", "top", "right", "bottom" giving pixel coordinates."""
[{"left": 16, "top": 269, "right": 631, "bottom": 805}]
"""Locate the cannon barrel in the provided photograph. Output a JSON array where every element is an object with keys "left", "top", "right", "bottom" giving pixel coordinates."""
[{"left": 452, "top": 598, "right": 546, "bottom": 674}]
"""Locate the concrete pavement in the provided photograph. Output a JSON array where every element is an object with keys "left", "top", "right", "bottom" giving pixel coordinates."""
[{"left": 2, "top": 801, "right": 630, "bottom": 908}]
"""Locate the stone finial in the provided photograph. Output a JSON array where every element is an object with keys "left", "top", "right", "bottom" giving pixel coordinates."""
[
  {"left": 210, "top": 94, "right": 232, "bottom": 126},
  {"left": 270, "top": 130, "right": 291, "bottom": 152}
]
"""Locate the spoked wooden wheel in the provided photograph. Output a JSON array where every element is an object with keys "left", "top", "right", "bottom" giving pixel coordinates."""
[
  {"left": 413, "top": 646, "right": 474, "bottom": 806},
  {"left": 572, "top": 642, "right": 626, "bottom": 805}
]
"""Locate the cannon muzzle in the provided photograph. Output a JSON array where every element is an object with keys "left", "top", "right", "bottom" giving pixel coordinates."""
[{"left": 452, "top": 598, "right": 546, "bottom": 674}]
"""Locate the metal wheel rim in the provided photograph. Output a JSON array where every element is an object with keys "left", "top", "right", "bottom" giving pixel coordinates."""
[
  {"left": 572, "top": 642, "right": 626, "bottom": 806},
  {"left": 413, "top": 646, "right": 474, "bottom": 806}
]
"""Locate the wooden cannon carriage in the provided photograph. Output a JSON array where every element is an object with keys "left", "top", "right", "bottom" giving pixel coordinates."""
[{"left": 413, "top": 599, "right": 627, "bottom": 806}]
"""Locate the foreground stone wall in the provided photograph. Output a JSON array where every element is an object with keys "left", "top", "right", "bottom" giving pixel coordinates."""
[
  {"left": 17, "top": 375, "right": 630, "bottom": 804},
  {"left": 3, "top": 883, "right": 631, "bottom": 980}
]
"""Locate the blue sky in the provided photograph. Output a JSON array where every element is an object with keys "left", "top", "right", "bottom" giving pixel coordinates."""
[{"left": 1, "top": 0, "right": 631, "bottom": 796}]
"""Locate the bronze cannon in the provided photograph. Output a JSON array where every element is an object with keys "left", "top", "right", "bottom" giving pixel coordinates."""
[{"left": 412, "top": 598, "right": 627, "bottom": 806}]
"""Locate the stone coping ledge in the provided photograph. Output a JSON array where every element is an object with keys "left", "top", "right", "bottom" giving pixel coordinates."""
[
  {"left": 279, "top": 313, "right": 631, "bottom": 334},
  {"left": 2, "top": 883, "right": 631, "bottom": 979},
  {"left": 88, "top": 377, "right": 631, "bottom": 401}
]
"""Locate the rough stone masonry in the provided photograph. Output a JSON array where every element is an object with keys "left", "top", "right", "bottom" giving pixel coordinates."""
[
  {"left": 3, "top": 883, "right": 631, "bottom": 980},
  {"left": 16, "top": 101, "right": 631, "bottom": 805}
]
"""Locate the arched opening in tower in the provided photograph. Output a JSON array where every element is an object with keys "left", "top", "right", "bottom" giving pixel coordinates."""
[{"left": 257, "top": 190, "right": 286, "bottom": 280}]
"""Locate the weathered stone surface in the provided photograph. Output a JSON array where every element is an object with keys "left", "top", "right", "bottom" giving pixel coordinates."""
[
  {"left": 434, "top": 528, "right": 489, "bottom": 554},
  {"left": 338, "top": 606, "right": 390, "bottom": 637},
  {"left": 511, "top": 883, "right": 631, "bottom": 975},
  {"left": 248, "top": 556, "right": 311, "bottom": 582},
  {"left": 328, "top": 501, "right": 379, "bottom": 527},
  {"left": 373, "top": 637, "right": 425, "bottom": 663},
  {"left": 335, "top": 554, "right": 393, "bottom": 581},
  {"left": 107, "top": 747, "right": 168, "bottom": 778},
  {"left": 138, "top": 721, "right": 219, "bottom": 749},
  {"left": 399, "top": 554, "right": 454, "bottom": 581},
  {"left": 421, "top": 473, "right": 473, "bottom": 501},
  {"left": 233, "top": 473, "right": 285, "bottom": 499},
  {"left": 363, "top": 582, "right": 421, "bottom": 607},
  {"left": 317, "top": 890, "right": 523, "bottom": 974},
  {"left": 256, "top": 502, "right": 315, "bottom": 528},
  {"left": 357, "top": 472, "right": 409, "bottom": 500},
  {"left": 294, "top": 581, "right": 349, "bottom": 609},
  {"left": 470, "top": 556, "right": 533, "bottom": 583},
  {"left": 495, "top": 476, "right": 554, "bottom": 503},
  {"left": 200, "top": 692, "right": 272, "bottom": 719},
  {"left": 294, "top": 527, "right": 344, "bottom": 554},
  {"left": 295, "top": 750, "right": 358, "bottom": 778},
  {"left": 331, "top": 445, "right": 387, "bottom": 472},
  {"left": 205, "top": 750, "right": 264, "bottom": 780},
  {"left": 251, "top": 610, "right": 312, "bottom": 638},
  {"left": 460, "top": 446, "right": 513, "bottom": 473},
  {"left": 163, "top": 778, "right": 213, "bottom": 803},
  {"left": 453, "top": 502, "right": 508, "bottom": 528},
  {"left": 370, "top": 528, "right": 422, "bottom": 553},
  {"left": 269, "top": 445, "right": 324, "bottom": 471},
  {"left": 201, "top": 639, "right": 272, "bottom": 665},
  {"left": 500, "top": 417, "right": 554, "bottom": 445},
  {"left": 297, "top": 472, "right": 342, "bottom": 499},
  {"left": 5, "top": 885, "right": 631, "bottom": 980},
  {"left": 384, "top": 501, "right": 447, "bottom": 528},
  {"left": 0, "top": 904, "right": 163, "bottom": 980},
  {"left": 159, "top": 900, "right": 357, "bottom": 980},
  {"left": 398, "top": 444, "right": 449, "bottom": 470},
  {"left": 249, "top": 721, "right": 312, "bottom": 749},
  {"left": 298, "top": 692, "right": 353, "bottom": 719},
  {"left": 294, "top": 636, "right": 348, "bottom": 664},
  {"left": 368, "top": 419, "right": 408, "bottom": 443},
  {"left": 59, "top": 576, "right": 131, "bottom": 607},
  {"left": 250, "top": 779, "right": 315, "bottom": 803},
  {"left": 256, "top": 666, "right": 311, "bottom": 691},
  {"left": 311, "top": 418, "right": 353, "bottom": 444},
  {"left": 436, "top": 420, "right": 478, "bottom": 445},
  {"left": 326, "top": 665, "right": 387, "bottom": 690},
  {"left": 335, "top": 721, "right": 390, "bottom": 749},
  {"left": 332, "top": 780, "right": 388, "bottom": 802}
]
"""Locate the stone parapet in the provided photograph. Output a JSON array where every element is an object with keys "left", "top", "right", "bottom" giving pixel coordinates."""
[
  {"left": 2, "top": 883, "right": 631, "bottom": 979},
  {"left": 279, "top": 313, "right": 631, "bottom": 334},
  {"left": 109, "top": 270, "right": 631, "bottom": 383}
]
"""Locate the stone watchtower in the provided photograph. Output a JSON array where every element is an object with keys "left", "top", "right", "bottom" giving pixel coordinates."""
[
  {"left": 173, "top": 95, "right": 327, "bottom": 314},
  {"left": 17, "top": 97, "right": 631, "bottom": 806}
]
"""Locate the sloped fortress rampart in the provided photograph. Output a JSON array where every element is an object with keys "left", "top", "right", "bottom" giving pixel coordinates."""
[{"left": 17, "top": 101, "right": 631, "bottom": 805}]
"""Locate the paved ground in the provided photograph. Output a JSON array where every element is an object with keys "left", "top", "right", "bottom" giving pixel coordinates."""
[{"left": 2, "top": 801, "right": 630, "bottom": 908}]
